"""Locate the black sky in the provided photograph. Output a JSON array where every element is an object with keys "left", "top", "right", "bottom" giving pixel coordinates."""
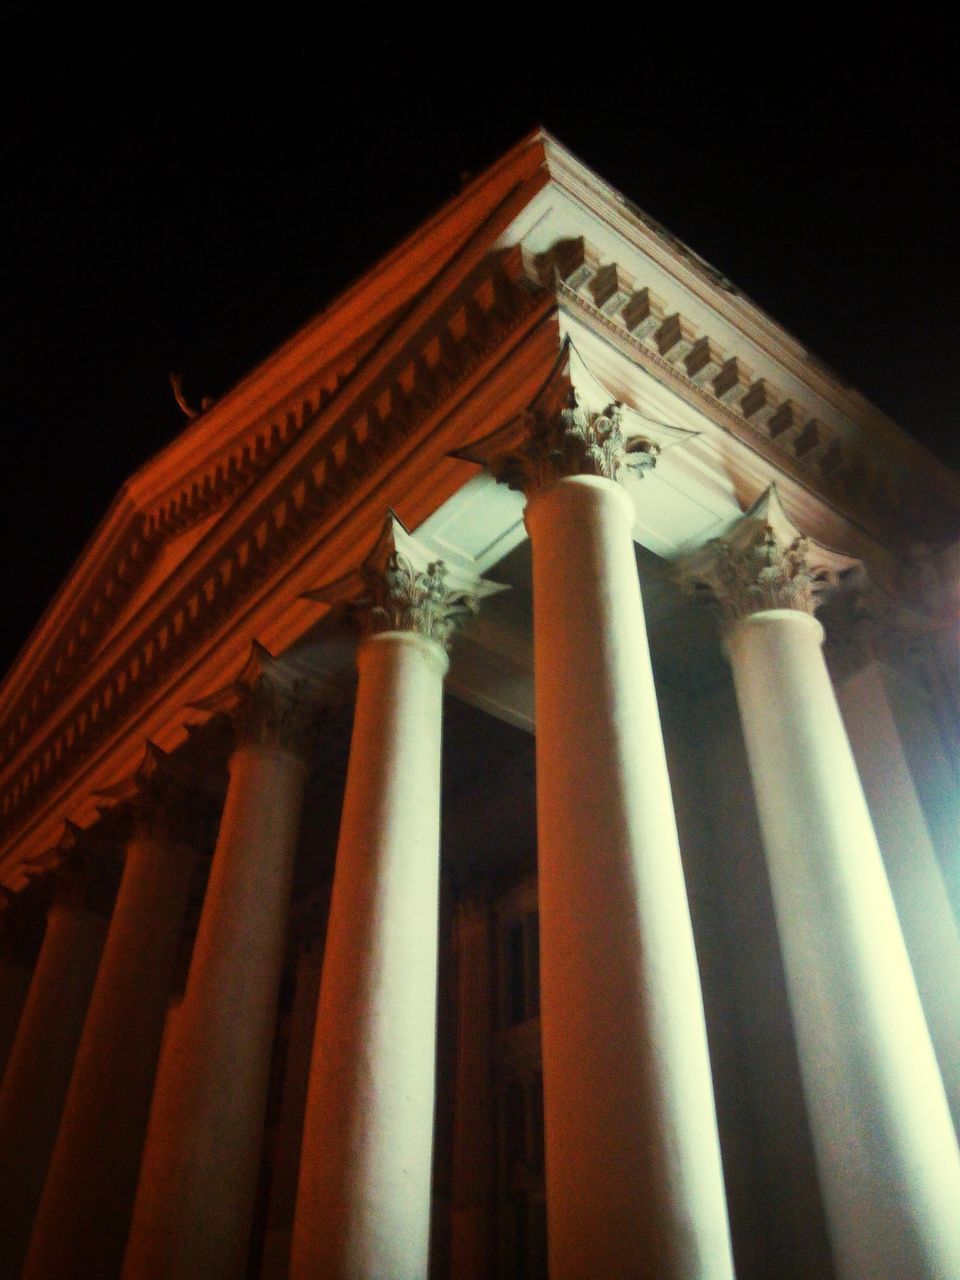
[{"left": 2, "top": 9, "right": 957, "bottom": 677}]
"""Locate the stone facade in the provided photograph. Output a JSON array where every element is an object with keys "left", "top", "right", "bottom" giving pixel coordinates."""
[{"left": 0, "top": 131, "right": 957, "bottom": 1280}]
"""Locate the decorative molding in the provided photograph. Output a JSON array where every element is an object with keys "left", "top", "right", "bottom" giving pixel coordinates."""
[
  {"left": 306, "top": 512, "right": 507, "bottom": 651},
  {"left": 677, "top": 485, "right": 861, "bottom": 624},
  {"left": 524, "top": 236, "right": 956, "bottom": 545},
  {"left": 191, "top": 643, "right": 323, "bottom": 764},
  {"left": 0, "top": 250, "right": 541, "bottom": 848},
  {"left": 93, "top": 740, "right": 219, "bottom": 852},
  {"left": 46, "top": 822, "right": 123, "bottom": 919},
  {"left": 455, "top": 337, "right": 692, "bottom": 497},
  {"left": 0, "top": 356, "right": 365, "bottom": 776}
]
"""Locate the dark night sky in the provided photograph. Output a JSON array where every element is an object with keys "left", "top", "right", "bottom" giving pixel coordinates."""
[{"left": 1, "top": 9, "right": 957, "bottom": 677}]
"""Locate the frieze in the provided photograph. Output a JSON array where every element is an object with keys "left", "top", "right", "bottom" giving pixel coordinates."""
[
  {"left": 0, "top": 250, "right": 540, "bottom": 849},
  {"left": 526, "top": 236, "right": 954, "bottom": 545},
  {"left": 0, "top": 359, "right": 362, "bottom": 774}
]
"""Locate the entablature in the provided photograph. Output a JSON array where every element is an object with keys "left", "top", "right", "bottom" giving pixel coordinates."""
[{"left": 2, "top": 129, "right": 955, "bottom": 893}]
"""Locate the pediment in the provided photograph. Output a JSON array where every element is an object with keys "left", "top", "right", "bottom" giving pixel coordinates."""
[{"left": 1, "top": 129, "right": 956, "bottom": 886}]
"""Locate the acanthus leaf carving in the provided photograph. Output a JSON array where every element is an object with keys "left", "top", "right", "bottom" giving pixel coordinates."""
[
  {"left": 676, "top": 485, "right": 861, "bottom": 625},
  {"left": 189, "top": 642, "right": 323, "bottom": 764},
  {"left": 486, "top": 389, "right": 660, "bottom": 495},
  {"left": 305, "top": 512, "right": 507, "bottom": 652},
  {"left": 454, "top": 338, "right": 693, "bottom": 499}
]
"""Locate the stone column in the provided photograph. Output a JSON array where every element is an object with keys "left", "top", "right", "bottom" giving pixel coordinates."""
[
  {"left": 449, "top": 896, "right": 496, "bottom": 1280},
  {"left": 0, "top": 837, "right": 117, "bottom": 1280},
  {"left": 24, "top": 745, "right": 203, "bottom": 1280},
  {"left": 122, "top": 646, "right": 315, "bottom": 1280},
  {"left": 680, "top": 486, "right": 960, "bottom": 1280},
  {"left": 0, "top": 887, "right": 45, "bottom": 1084},
  {"left": 459, "top": 358, "right": 735, "bottom": 1280},
  {"left": 836, "top": 656, "right": 960, "bottom": 1138},
  {"left": 291, "top": 514, "right": 503, "bottom": 1280}
]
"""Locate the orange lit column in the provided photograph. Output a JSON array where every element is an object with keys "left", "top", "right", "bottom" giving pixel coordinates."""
[
  {"left": 291, "top": 514, "right": 503, "bottom": 1280},
  {"left": 122, "top": 648, "right": 315, "bottom": 1280},
  {"left": 0, "top": 949, "right": 32, "bottom": 1082},
  {"left": 460, "top": 377, "right": 734, "bottom": 1280},
  {"left": 0, "top": 845, "right": 116, "bottom": 1280},
  {"left": 680, "top": 488, "right": 960, "bottom": 1280},
  {"left": 0, "top": 888, "right": 45, "bottom": 1082},
  {"left": 23, "top": 746, "right": 201, "bottom": 1280}
]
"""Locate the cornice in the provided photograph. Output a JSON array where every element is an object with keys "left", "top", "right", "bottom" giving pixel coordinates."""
[
  {"left": 0, "top": 133, "right": 556, "bottom": 786},
  {"left": 536, "top": 136, "right": 959, "bottom": 509},
  {"left": 0, "top": 345, "right": 367, "bottom": 777},
  {"left": 3, "top": 129, "right": 955, "bottom": 886},
  {"left": 0, "top": 245, "right": 548, "bottom": 867},
  {"left": 523, "top": 236, "right": 958, "bottom": 548}
]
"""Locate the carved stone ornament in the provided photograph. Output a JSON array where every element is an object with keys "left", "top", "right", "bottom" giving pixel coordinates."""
[
  {"left": 40, "top": 821, "right": 123, "bottom": 918},
  {"left": 819, "top": 570, "right": 960, "bottom": 722},
  {"left": 676, "top": 485, "right": 861, "bottom": 625},
  {"left": 304, "top": 512, "right": 508, "bottom": 651},
  {"left": 453, "top": 337, "right": 696, "bottom": 497},
  {"left": 93, "top": 740, "right": 215, "bottom": 851},
  {"left": 190, "top": 642, "right": 320, "bottom": 762}
]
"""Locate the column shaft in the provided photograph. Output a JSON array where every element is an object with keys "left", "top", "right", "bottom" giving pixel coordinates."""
[
  {"left": 838, "top": 659, "right": 960, "bottom": 1137},
  {"left": 291, "top": 631, "right": 447, "bottom": 1280},
  {"left": 0, "top": 953, "right": 34, "bottom": 1083},
  {"left": 0, "top": 897, "right": 109, "bottom": 1279},
  {"left": 727, "top": 609, "right": 960, "bottom": 1279},
  {"left": 24, "top": 826, "right": 196, "bottom": 1279},
  {"left": 526, "top": 475, "right": 733, "bottom": 1280},
  {"left": 122, "top": 743, "right": 306, "bottom": 1280}
]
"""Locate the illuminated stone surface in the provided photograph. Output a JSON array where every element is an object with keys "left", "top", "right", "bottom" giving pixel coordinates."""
[{"left": 0, "top": 132, "right": 956, "bottom": 1280}]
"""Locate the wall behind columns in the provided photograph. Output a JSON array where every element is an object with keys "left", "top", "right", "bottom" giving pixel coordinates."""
[
  {"left": 659, "top": 687, "right": 768, "bottom": 1280},
  {"left": 667, "top": 682, "right": 836, "bottom": 1280}
]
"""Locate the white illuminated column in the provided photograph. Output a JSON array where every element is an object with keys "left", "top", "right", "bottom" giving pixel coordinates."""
[
  {"left": 24, "top": 745, "right": 199, "bottom": 1280},
  {"left": 291, "top": 515, "right": 503, "bottom": 1280},
  {"left": 460, "top": 357, "right": 735, "bottom": 1280},
  {"left": 122, "top": 648, "right": 315, "bottom": 1280},
  {"left": 680, "top": 487, "right": 960, "bottom": 1280}
]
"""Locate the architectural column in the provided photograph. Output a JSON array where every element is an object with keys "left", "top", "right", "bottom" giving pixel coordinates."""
[
  {"left": 0, "top": 886, "right": 45, "bottom": 1083},
  {"left": 460, "top": 357, "right": 735, "bottom": 1280},
  {"left": 680, "top": 487, "right": 960, "bottom": 1280},
  {"left": 122, "top": 646, "right": 315, "bottom": 1280},
  {"left": 24, "top": 745, "right": 203, "bottom": 1280},
  {"left": 291, "top": 514, "right": 502, "bottom": 1280},
  {"left": 0, "top": 835, "right": 117, "bottom": 1280},
  {"left": 835, "top": 652, "right": 960, "bottom": 1138}
]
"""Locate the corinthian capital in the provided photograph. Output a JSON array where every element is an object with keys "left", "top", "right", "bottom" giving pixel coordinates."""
[
  {"left": 191, "top": 643, "right": 321, "bottom": 762},
  {"left": 94, "top": 741, "right": 218, "bottom": 851},
  {"left": 48, "top": 822, "right": 122, "bottom": 918},
  {"left": 454, "top": 338, "right": 694, "bottom": 497},
  {"left": 676, "top": 486, "right": 860, "bottom": 625},
  {"left": 304, "top": 512, "right": 507, "bottom": 651}
]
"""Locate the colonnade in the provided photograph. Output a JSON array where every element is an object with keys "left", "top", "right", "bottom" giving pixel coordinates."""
[{"left": 0, "top": 382, "right": 957, "bottom": 1280}]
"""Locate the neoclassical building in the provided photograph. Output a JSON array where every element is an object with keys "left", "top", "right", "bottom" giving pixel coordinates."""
[{"left": 0, "top": 130, "right": 957, "bottom": 1280}]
